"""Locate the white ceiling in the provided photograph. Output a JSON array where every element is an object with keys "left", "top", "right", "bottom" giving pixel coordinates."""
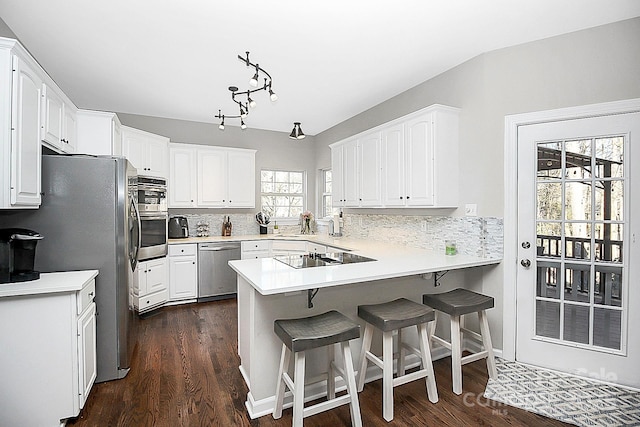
[{"left": 1, "top": 1, "right": 639, "bottom": 136}]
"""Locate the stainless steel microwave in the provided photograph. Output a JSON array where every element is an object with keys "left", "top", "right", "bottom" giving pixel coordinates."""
[{"left": 137, "top": 176, "right": 167, "bottom": 214}]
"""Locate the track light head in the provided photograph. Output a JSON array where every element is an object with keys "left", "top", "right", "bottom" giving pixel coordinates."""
[
  {"left": 248, "top": 96, "right": 257, "bottom": 109},
  {"left": 269, "top": 89, "right": 278, "bottom": 102},
  {"left": 240, "top": 119, "right": 247, "bottom": 130}
]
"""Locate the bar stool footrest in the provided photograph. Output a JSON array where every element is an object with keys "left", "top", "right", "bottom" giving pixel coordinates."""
[
  {"left": 461, "top": 350, "right": 489, "bottom": 365},
  {"left": 305, "top": 395, "right": 353, "bottom": 418}
]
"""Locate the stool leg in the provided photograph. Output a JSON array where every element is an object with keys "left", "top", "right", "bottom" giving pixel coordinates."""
[
  {"left": 450, "top": 314, "right": 463, "bottom": 395},
  {"left": 427, "top": 314, "right": 437, "bottom": 346},
  {"left": 418, "top": 323, "right": 439, "bottom": 403},
  {"left": 273, "top": 343, "right": 290, "bottom": 419},
  {"left": 327, "top": 344, "right": 336, "bottom": 400},
  {"left": 398, "top": 328, "right": 406, "bottom": 377},
  {"left": 357, "top": 323, "right": 373, "bottom": 392},
  {"left": 479, "top": 310, "right": 497, "bottom": 379},
  {"left": 382, "top": 330, "right": 394, "bottom": 422},
  {"left": 341, "top": 341, "right": 363, "bottom": 427},
  {"left": 293, "top": 350, "right": 306, "bottom": 427}
]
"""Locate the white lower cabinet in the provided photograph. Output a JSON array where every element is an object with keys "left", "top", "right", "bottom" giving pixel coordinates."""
[
  {"left": 0, "top": 275, "right": 97, "bottom": 425},
  {"left": 241, "top": 240, "right": 272, "bottom": 259},
  {"left": 169, "top": 244, "right": 198, "bottom": 301},
  {"left": 134, "top": 257, "right": 168, "bottom": 313}
]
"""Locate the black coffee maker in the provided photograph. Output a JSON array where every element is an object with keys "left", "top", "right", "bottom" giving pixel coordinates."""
[{"left": 0, "top": 228, "right": 43, "bottom": 283}]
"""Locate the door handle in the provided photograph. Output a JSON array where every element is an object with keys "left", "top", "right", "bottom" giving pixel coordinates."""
[{"left": 521, "top": 259, "right": 531, "bottom": 268}]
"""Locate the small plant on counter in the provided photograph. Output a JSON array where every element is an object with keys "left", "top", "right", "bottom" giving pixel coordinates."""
[{"left": 301, "top": 211, "right": 314, "bottom": 234}]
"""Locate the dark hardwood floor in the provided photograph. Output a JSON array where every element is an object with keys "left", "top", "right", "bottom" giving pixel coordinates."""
[{"left": 68, "top": 299, "right": 570, "bottom": 426}]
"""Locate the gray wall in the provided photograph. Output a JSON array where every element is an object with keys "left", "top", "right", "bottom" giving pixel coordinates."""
[
  {"left": 0, "top": 16, "right": 17, "bottom": 38},
  {"left": 313, "top": 17, "right": 640, "bottom": 349},
  {"left": 116, "top": 113, "right": 318, "bottom": 215}
]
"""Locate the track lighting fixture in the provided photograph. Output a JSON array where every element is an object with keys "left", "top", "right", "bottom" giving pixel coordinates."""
[
  {"left": 289, "top": 122, "right": 305, "bottom": 140},
  {"left": 215, "top": 51, "right": 277, "bottom": 130}
]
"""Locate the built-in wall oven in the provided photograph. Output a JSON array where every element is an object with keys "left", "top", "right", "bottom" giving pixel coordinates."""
[{"left": 137, "top": 176, "right": 168, "bottom": 261}]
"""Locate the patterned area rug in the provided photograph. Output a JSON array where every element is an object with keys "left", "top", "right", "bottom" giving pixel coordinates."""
[{"left": 484, "top": 359, "right": 640, "bottom": 426}]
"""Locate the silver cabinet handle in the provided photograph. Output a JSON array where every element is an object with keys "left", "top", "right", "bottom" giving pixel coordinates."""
[{"left": 521, "top": 259, "right": 531, "bottom": 268}]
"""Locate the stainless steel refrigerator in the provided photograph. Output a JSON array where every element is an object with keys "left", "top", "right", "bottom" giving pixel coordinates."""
[{"left": 0, "top": 155, "right": 140, "bottom": 383}]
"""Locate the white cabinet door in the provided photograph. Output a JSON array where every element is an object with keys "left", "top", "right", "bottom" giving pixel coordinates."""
[
  {"left": 381, "top": 122, "right": 405, "bottom": 206},
  {"left": 63, "top": 105, "right": 77, "bottom": 153},
  {"left": 77, "top": 302, "right": 97, "bottom": 409},
  {"left": 343, "top": 139, "right": 359, "bottom": 207},
  {"left": 122, "top": 131, "right": 146, "bottom": 173},
  {"left": 76, "top": 110, "right": 122, "bottom": 156},
  {"left": 331, "top": 145, "right": 344, "bottom": 207},
  {"left": 227, "top": 149, "right": 255, "bottom": 208},
  {"left": 11, "top": 54, "right": 42, "bottom": 207},
  {"left": 405, "top": 113, "right": 434, "bottom": 206},
  {"left": 144, "top": 257, "right": 167, "bottom": 294},
  {"left": 358, "top": 131, "right": 382, "bottom": 206},
  {"left": 146, "top": 136, "right": 168, "bottom": 177},
  {"left": 41, "top": 84, "right": 64, "bottom": 149},
  {"left": 122, "top": 126, "right": 169, "bottom": 178},
  {"left": 169, "top": 255, "right": 197, "bottom": 300},
  {"left": 169, "top": 145, "right": 197, "bottom": 207},
  {"left": 197, "top": 148, "right": 226, "bottom": 207}
]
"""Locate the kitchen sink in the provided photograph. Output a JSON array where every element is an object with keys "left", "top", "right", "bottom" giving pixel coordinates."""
[{"left": 274, "top": 252, "right": 376, "bottom": 269}]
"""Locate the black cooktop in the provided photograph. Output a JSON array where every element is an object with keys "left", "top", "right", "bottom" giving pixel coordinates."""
[{"left": 274, "top": 252, "right": 376, "bottom": 269}]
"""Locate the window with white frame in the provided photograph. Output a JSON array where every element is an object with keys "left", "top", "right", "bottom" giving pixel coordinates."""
[
  {"left": 321, "top": 169, "right": 332, "bottom": 218},
  {"left": 261, "top": 169, "right": 305, "bottom": 219}
]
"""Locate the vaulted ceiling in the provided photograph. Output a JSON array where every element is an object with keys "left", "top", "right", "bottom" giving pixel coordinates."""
[{"left": 1, "top": 1, "right": 638, "bottom": 135}]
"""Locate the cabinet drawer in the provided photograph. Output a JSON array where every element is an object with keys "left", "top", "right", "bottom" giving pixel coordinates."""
[
  {"left": 271, "top": 240, "right": 306, "bottom": 251},
  {"left": 169, "top": 243, "right": 197, "bottom": 256},
  {"left": 242, "top": 250, "right": 271, "bottom": 259},
  {"left": 138, "top": 288, "right": 168, "bottom": 312},
  {"left": 77, "top": 279, "right": 96, "bottom": 314},
  {"left": 241, "top": 240, "right": 270, "bottom": 252}
]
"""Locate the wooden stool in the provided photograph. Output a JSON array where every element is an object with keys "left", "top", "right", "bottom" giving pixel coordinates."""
[
  {"left": 356, "top": 298, "right": 438, "bottom": 422},
  {"left": 422, "top": 289, "right": 497, "bottom": 395},
  {"left": 273, "top": 310, "right": 362, "bottom": 427}
]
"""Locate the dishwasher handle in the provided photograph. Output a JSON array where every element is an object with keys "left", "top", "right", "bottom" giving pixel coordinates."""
[{"left": 199, "top": 245, "right": 240, "bottom": 251}]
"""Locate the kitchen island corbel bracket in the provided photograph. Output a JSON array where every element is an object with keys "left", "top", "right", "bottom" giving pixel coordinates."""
[
  {"left": 433, "top": 270, "right": 450, "bottom": 287},
  {"left": 307, "top": 288, "right": 320, "bottom": 308}
]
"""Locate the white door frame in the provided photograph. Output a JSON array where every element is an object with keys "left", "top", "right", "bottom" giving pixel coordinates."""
[{"left": 502, "top": 98, "right": 640, "bottom": 361}]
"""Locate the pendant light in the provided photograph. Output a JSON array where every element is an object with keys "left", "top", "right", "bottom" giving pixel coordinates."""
[{"left": 289, "top": 122, "right": 305, "bottom": 140}]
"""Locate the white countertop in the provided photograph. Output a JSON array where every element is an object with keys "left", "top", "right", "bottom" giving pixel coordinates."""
[
  {"left": 0, "top": 270, "right": 99, "bottom": 298},
  {"left": 228, "top": 238, "right": 501, "bottom": 295}
]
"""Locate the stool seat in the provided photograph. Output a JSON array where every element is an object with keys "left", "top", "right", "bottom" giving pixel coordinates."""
[
  {"left": 274, "top": 310, "right": 361, "bottom": 353},
  {"left": 358, "top": 298, "right": 435, "bottom": 332},
  {"left": 423, "top": 288, "right": 494, "bottom": 317}
]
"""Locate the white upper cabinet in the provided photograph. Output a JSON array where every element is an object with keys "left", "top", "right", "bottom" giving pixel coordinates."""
[
  {"left": 168, "top": 144, "right": 197, "bottom": 208},
  {"left": 227, "top": 149, "right": 256, "bottom": 207},
  {"left": 358, "top": 131, "right": 382, "bottom": 207},
  {"left": 381, "top": 122, "right": 405, "bottom": 206},
  {"left": 197, "top": 147, "right": 227, "bottom": 207},
  {"left": 0, "top": 41, "right": 43, "bottom": 209},
  {"left": 122, "top": 125, "right": 169, "bottom": 178},
  {"left": 331, "top": 104, "right": 459, "bottom": 209},
  {"left": 76, "top": 110, "right": 122, "bottom": 156},
  {"left": 41, "top": 83, "right": 77, "bottom": 153},
  {"left": 168, "top": 143, "right": 256, "bottom": 209}
]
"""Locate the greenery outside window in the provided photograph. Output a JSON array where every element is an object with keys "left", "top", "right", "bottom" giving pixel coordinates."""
[
  {"left": 322, "top": 169, "right": 332, "bottom": 218},
  {"left": 261, "top": 169, "right": 305, "bottom": 219}
]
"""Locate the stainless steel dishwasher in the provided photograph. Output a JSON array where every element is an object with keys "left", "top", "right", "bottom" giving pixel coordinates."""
[{"left": 198, "top": 242, "right": 241, "bottom": 302}]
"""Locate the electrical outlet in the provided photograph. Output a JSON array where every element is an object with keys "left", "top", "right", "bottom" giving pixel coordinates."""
[{"left": 465, "top": 204, "right": 478, "bottom": 217}]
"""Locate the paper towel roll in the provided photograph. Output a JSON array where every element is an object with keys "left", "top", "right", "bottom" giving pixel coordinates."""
[{"left": 333, "top": 214, "right": 340, "bottom": 234}]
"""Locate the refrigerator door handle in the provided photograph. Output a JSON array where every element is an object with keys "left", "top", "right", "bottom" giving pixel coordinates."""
[{"left": 130, "top": 197, "right": 142, "bottom": 272}]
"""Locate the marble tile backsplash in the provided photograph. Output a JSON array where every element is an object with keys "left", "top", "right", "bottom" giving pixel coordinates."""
[
  {"left": 339, "top": 214, "right": 503, "bottom": 258},
  {"left": 173, "top": 212, "right": 503, "bottom": 259}
]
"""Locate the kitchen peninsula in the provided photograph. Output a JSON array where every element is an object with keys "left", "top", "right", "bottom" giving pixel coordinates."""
[{"left": 228, "top": 237, "right": 501, "bottom": 418}]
